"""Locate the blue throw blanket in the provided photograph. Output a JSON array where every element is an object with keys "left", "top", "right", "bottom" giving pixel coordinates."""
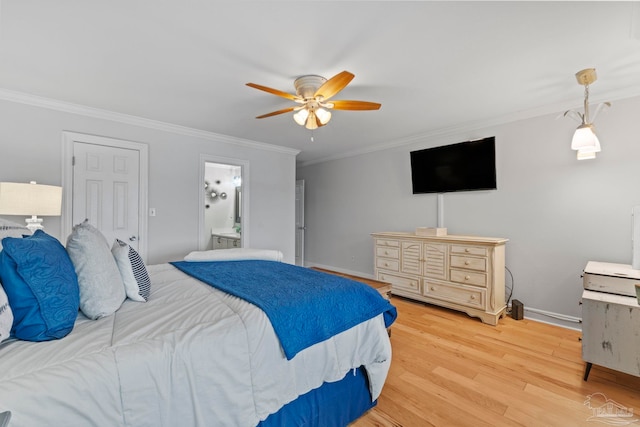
[{"left": 170, "top": 260, "right": 397, "bottom": 360}]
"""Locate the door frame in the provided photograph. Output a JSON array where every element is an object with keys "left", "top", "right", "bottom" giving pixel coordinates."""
[
  {"left": 295, "top": 179, "right": 305, "bottom": 266},
  {"left": 198, "top": 154, "right": 250, "bottom": 251},
  {"left": 62, "top": 131, "right": 149, "bottom": 260}
]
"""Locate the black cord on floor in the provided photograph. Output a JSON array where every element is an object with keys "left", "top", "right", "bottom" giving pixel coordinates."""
[{"left": 505, "top": 265, "right": 514, "bottom": 309}]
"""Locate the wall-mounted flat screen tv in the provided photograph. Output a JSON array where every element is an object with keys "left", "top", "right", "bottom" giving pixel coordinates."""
[{"left": 410, "top": 136, "right": 496, "bottom": 194}]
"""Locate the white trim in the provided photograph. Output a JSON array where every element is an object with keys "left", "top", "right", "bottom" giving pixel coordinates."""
[
  {"left": 295, "top": 179, "right": 305, "bottom": 266},
  {"left": 308, "top": 262, "right": 583, "bottom": 331},
  {"left": 61, "top": 131, "right": 149, "bottom": 261},
  {"left": 304, "top": 262, "right": 373, "bottom": 280},
  {"left": 0, "top": 88, "right": 299, "bottom": 157},
  {"left": 521, "top": 306, "right": 582, "bottom": 331},
  {"left": 296, "top": 90, "right": 640, "bottom": 167},
  {"left": 199, "top": 154, "right": 250, "bottom": 251}
]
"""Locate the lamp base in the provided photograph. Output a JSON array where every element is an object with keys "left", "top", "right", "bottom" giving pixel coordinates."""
[{"left": 25, "top": 215, "right": 44, "bottom": 232}]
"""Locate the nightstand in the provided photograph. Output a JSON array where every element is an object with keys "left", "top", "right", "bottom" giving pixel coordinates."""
[{"left": 582, "top": 289, "right": 640, "bottom": 380}]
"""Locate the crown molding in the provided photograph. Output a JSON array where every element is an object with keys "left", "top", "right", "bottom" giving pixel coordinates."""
[
  {"left": 0, "top": 88, "right": 300, "bottom": 157},
  {"left": 297, "top": 88, "right": 640, "bottom": 167}
]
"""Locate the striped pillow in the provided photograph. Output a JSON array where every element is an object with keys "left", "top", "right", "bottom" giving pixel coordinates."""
[{"left": 111, "top": 239, "right": 150, "bottom": 302}]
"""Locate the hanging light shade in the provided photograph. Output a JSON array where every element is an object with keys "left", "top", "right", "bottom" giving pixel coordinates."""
[
  {"left": 305, "top": 111, "right": 319, "bottom": 130},
  {"left": 315, "top": 107, "right": 332, "bottom": 125},
  {"left": 565, "top": 68, "right": 610, "bottom": 160},
  {"left": 571, "top": 123, "right": 601, "bottom": 153},
  {"left": 293, "top": 108, "right": 309, "bottom": 126},
  {"left": 577, "top": 150, "right": 597, "bottom": 160}
]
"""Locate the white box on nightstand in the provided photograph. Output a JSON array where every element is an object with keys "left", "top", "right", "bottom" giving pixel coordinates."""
[{"left": 415, "top": 227, "right": 447, "bottom": 236}]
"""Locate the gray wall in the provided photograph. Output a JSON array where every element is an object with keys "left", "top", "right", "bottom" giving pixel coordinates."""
[
  {"left": 297, "top": 95, "right": 640, "bottom": 327},
  {"left": 0, "top": 97, "right": 297, "bottom": 264}
]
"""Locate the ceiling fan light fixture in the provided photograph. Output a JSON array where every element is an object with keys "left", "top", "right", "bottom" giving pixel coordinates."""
[
  {"left": 247, "top": 71, "right": 381, "bottom": 136},
  {"left": 305, "top": 111, "right": 319, "bottom": 130},
  {"left": 315, "top": 107, "right": 331, "bottom": 125},
  {"left": 293, "top": 108, "right": 309, "bottom": 126}
]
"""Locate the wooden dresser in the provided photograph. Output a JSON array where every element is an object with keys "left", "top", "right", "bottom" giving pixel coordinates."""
[{"left": 372, "top": 232, "right": 508, "bottom": 325}]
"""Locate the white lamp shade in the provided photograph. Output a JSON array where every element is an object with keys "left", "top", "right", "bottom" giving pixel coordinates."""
[
  {"left": 305, "top": 111, "right": 319, "bottom": 130},
  {"left": 571, "top": 124, "right": 601, "bottom": 152},
  {"left": 0, "top": 182, "right": 62, "bottom": 216},
  {"left": 577, "top": 149, "right": 597, "bottom": 160},
  {"left": 315, "top": 107, "right": 332, "bottom": 125},
  {"left": 293, "top": 108, "right": 309, "bottom": 126}
]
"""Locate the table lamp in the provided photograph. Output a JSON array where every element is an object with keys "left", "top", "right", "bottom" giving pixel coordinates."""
[{"left": 0, "top": 181, "right": 63, "bottom": 232}]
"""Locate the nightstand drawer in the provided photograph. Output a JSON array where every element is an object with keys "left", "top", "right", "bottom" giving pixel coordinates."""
[
  {"left": 450, "top": 245, "right": 487, "bottom": 257},
  {"left": 376, "top": 258, "right": 399, "bottom": 272},
  {"left": 376, "top": 246, "right": 399, "bottom": 259},
  {"left": 450, "top": 269, "right": 487, "bottom": 287},
  {"left": 378, "top": 272, "right": 420, "bottom": 294},
  {"left": 450, "top": 255, "right": 487, "bottom": 272},
  {"left": 424, "top": 281, "right": 485, "bottom": 309}
]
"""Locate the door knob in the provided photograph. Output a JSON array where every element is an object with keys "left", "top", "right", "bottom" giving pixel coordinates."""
[{"left": 129, "top": 236, "right": 137, "bottom": 242}]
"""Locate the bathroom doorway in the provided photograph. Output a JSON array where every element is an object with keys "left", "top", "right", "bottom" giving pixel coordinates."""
[{"left": 198, "top": 155, "right": 249, "bottom": 251}]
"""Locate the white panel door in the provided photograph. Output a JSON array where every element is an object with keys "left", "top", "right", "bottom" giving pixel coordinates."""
[
  {"left": 72, "top": 142, "right": 140, "bottom": 250},
  {"left": 295, "top": 179, "right": 305, "bottom": 266}
]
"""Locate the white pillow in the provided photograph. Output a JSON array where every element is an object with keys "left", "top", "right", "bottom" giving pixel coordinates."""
[
  {"left": 0, "top": 285, "right": 13, "bottom": 342},
  {"left": 111, "top": 239, "right": 150, "bottom": 302},
  {"left": 66, "top": 220, "right": 125, "bottom": 319}
]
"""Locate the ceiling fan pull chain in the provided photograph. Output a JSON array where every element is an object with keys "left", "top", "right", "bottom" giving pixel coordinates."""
[{"left": 310, "top": 130, "right": 314, "bottom": 142}]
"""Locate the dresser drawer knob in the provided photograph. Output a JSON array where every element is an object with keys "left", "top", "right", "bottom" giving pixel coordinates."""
[
  {"left": 384, "top": 250, "right": 389, "bottom": 255},
  {"left": 465, "top": 248, "right": 471, "bottom": 253},
  {"left": 430, "top": 286, "right": 435, "bottom": 291},
  {"left": 465, "top": 275, "right": 471, "bottom": 280},
  {"left": 464, "top": 261, "right": 470, "bottom": 265},
  {"left": 470, "top": 295, "right": 476, "bottom": 300},
  {"left": 384, "top": 262, "right": 389, "bottom": 267}
]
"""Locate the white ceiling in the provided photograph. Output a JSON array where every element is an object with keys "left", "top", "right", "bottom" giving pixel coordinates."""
[{"left": 1, "top": 1, "right": 640, "bottom": 164}]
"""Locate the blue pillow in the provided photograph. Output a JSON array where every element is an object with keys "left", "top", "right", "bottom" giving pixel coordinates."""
[{"left": 0, "top": 230, "right": 79, "bottom": 341}]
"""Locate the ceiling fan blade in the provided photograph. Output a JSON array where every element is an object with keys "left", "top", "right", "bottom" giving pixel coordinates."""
[
  {"left": 256, "top": 107, "right": 295, "bottom": 119},
  {"left": 314, "top": 71, "right": 354, "bottom": 101},
  {"left": 246, "top": 83, "right": 298, "bottom": 101},
  {"left": 329, "top": 100, "right": 381, "bottom": 111}
]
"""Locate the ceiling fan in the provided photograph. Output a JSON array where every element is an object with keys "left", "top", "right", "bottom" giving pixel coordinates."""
[{"left": 246, "top": 71, "right": 381, "bottom": 130}]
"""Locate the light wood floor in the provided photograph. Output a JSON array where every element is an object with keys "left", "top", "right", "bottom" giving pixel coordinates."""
[{"left": 352, "top": 295, "right": 640, "bottom": 427}]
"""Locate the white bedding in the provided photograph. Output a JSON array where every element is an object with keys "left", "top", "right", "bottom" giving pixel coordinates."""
[{"left": 0, "top": 263, "right": 392, "bottom": 427}]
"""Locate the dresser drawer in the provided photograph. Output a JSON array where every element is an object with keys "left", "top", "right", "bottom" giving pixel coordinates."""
[
  {"left": 376, "top": 258, "right": 399, "bottom": 272},
  {"left": 425, "top": 281, "right": 485, "bottom": 309},
  {"left": 450, "top": 255, "right": 487, "bottom": 272},
  {"left": 450, "top": 269, "right": 487, "bottom": 287},
  {"left": 377, "top": 272, "right": 421, "bottom": 294},
  {"left": 376, "top": 239, "right": 400, "bottom": 248},
  {"left": 450, "top": 245, "right": 487, "bottom": 257},
  {"left": 376, "top": 246, "right": 399, "bottom": 259}
]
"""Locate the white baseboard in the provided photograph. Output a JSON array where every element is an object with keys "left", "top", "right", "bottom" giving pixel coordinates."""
[
  {"left": 519, "top": 306, "right": 582, "bottom": 331},
  {"left": 306, "top": 262, "right": 583, "bottom": 331},
  {"left": 305, "top": 262, "right": 375, "bottom": 280}
]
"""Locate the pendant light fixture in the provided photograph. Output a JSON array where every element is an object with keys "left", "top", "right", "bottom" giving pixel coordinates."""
[{"left": 564, "top": 68, "right": 610, "bottom": 160}]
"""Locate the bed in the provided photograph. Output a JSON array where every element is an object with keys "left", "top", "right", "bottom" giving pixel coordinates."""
[{"left": 0, "top": 222, "right": 396, "bottom": 427}]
